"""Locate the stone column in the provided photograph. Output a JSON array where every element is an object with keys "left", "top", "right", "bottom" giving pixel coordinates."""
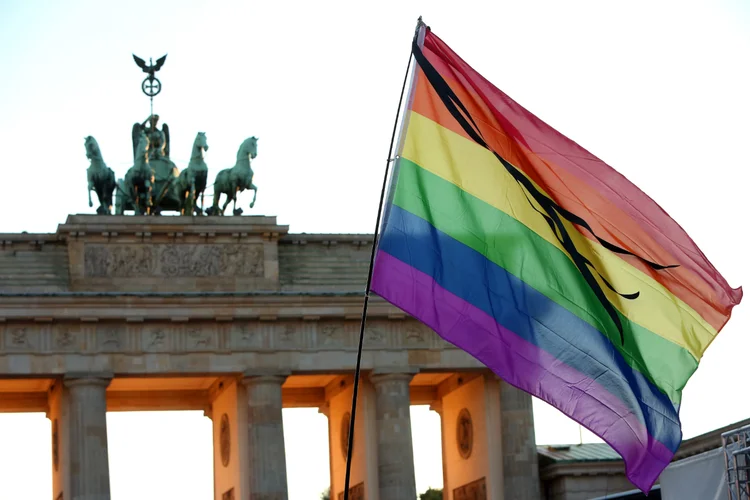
[
  {"left": 370, "top": 370, "right": 417, "bottom": 500},
  {"left": 63, "top": 375, "right": 112, "bottom": 500},
  {"left": 318, "top": 402, "right": 334, "bottom": 497},
  {"left": 242, "top": 373, "right": 289, "bottom": 500},
  {"left": 500, "top": 380, "right": 541, "bottom": 499},
  {"left": 429, "top": 401, "right": 449, "bottom": 500}
]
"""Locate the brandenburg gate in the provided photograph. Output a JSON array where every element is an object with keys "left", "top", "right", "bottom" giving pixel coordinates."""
[{"left": 0, "top": 215, "right": 540, "bottom": 499}]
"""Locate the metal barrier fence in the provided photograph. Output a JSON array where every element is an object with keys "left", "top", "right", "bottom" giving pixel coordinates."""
[{"left": 722, "top": 424, "right": 750, "bottom": 499}]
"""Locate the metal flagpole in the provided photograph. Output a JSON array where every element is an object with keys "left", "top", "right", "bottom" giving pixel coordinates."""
[{"left": 342, "top": 16, "right": 426, "bottom": 500}]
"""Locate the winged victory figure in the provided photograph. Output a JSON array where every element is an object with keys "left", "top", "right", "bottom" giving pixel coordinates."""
[{"left": 132, "top": 54, "right": 167, "bottom": 80}]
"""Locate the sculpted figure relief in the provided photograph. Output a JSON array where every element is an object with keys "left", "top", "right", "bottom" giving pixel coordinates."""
[{"left": 83, "top": 244, "right": 264, "bottom": 278}]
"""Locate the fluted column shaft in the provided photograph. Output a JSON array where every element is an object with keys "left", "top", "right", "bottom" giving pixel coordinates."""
[
  {"left": 500, "top": 380, "right": 541, "bottom": 500},
  {"left": 370, "top": 372, "right": 417, "bottom": 500},
  {"left": 64, "top": 376, "right": 111, "bottom": 500},
  {"left": 242, "top": 375, "right": 289, "bottom": 500}
]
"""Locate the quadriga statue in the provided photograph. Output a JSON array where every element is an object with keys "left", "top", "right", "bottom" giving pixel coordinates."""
[
  {"left": 84, "top": 136, "right": 117, "bottom": 215},
  {"left": 92, "top": 121, "right": 258, "bottom": 217},
  {"left": 113, "top": 116, "right": 210, "bottom": 216}
]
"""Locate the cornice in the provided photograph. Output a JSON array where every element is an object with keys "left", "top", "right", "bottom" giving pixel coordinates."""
[{"left": 539, "top": 460, "right": 625, "bottom": 481}]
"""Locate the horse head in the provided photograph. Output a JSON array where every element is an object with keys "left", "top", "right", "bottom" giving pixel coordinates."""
[
  {"left": 194, "top": 132, "right": 209, "bottom": 155},
  {"left": 84, "top": 136, "right": 102, "bottom": 161},
  {"left": 239, "top": 136, "right": 259, "bottom": 160}
]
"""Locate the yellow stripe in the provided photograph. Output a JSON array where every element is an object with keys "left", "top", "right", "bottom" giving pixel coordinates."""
[{"left": 402, "top": 110, "right": 716, "bottom": 360}]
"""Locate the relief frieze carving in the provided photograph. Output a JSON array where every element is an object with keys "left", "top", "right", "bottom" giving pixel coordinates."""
[
  {"left": 54, "top": 327, "right": 80, "bottom": 350},
  {"left": 83, "top": 243, "right": 264, "bottom": 278},
  {"left": 0, "top": 320, "right": 460, "bottom": 355},
  {"left": 4, "top": 326, "right": 37, "bottom": 351},
  {"left": 405, "top": 323, "right": 429, "bottom": 345},
  {"left": 142, "top": 326, "right": 169, "bottom": 352},
  {"left": 318, "top": 322, "right": 347, "bottom": 347},
  {"left": 365, "top": 326, "right": 387, "bottom": 346},
  {"left": 231, "top": 323, "right": 264, "bottom": 349},
  {"left": 186, "top": 326, "right": 214, "bottom": 351},
  {"left": 97, "top": 325, "right": 125, "bottom": 351},
  {"left": 10, "top": 327, "right": 30, "bottom": 347},
  {"left": 273, "top": 324, "right": 297, "bottom": 348}
]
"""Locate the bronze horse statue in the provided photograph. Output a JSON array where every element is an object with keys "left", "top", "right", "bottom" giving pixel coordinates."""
[
  {"left": 176, "top": 132, "right": 209, "bottom": 215},
  {"left": 121, "top": 132, "right": 154, "bottom": 215},
  {"left": 206, "top": 137, "right": 259, "bottom": 216},
  {"left": 85, "top": 136, "right": 117, "bottom": 215}
]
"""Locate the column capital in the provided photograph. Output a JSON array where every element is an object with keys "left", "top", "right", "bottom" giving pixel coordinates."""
[
  {"left": 241, "top": 375, "right": 289, "bottom": 387},
  {"left": 241, "top": 369, "right": 290, "bottom": 386},
  {"left": 370, "top": 367, "right": 418, "bottom": 385},
  {"left": 63, "top": 372, "right": 113, "bottom": 388}
]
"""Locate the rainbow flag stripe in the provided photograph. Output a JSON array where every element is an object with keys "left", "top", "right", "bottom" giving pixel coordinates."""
[{"left": 371, "top": 26, "right": 742, "bottom": 492}]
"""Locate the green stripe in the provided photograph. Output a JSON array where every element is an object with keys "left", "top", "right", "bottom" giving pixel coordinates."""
[{"left": 393, "top": 158, "right": 696, "bottom": 403}]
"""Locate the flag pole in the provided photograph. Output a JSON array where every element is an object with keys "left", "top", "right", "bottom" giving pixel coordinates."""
[{"left": 342, "top": 16, "right": 425, "bottom": 500}]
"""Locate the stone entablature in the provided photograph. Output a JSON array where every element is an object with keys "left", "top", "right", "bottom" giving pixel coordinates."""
[
  {"left": 0, "top": 312, "right": 483, "bottom": 377},
  {"left": 0, "top": 215, "right": 374, "bottom": 293}
]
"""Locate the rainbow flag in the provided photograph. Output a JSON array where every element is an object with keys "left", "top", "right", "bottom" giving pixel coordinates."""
[{"left": 371, "top": 22, "right": 742, "bottom": 492}]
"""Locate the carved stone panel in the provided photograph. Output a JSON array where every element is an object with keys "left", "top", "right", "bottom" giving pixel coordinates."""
[
  {"left": 4, "top": 326, "right": 38, "bottom": 352},
  {"left": 185, "top": 325, "right": 215, "bottom": 352},
  {"left": 337, "top": 482, "right": 364, "bottom": 500},
  {"left": 457, "top": 408, "right": 474, "bottom": 459},
  {"left": 220, "top": 413, "right": 231, "bottom": 467},
  {"left": 83, "top": 244, "right": 264, "bottom": 278},
  {"left": 453, "top": 477, "right": 486, "bottom": 500},
  {"left": 230, "top": 322, "right": 265, "bottom": 350},
  {"left": 271, "top": 323, "right": 301, "bottom": 349},
  {"left": 404, "top": 323, "right": 430, "bottom": 346},
  {"left": 141, "top": 325, "right": 170, "bottom": 352},
  {"left": 364, "top": 325, "right": 388, "bottom": 347},
  {"left": 340, "top": 411, "right": 351, "bottom": 459},
  {"left": 317, "top": 322, "right": 347, "bottom": 348},
  {"left": 96, "top": 325, "right": 125, "bottom": 352},
  {"left": 53, "top": 326, "right": 82, "bottom": 352}
]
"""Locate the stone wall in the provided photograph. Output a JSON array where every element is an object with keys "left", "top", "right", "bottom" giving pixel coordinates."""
[
  {"left": 279, "top": 236, "right": 371, "bottom": 292},
  {"left": 0, "top": 237, "right": 69, "bottom": 293}
]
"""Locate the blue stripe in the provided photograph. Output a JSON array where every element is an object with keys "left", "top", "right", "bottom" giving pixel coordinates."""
[{"left": 378, "top": 204, "right": 683, "bottom": 452}]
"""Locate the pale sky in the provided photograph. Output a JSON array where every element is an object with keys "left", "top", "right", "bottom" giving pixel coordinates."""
[{"left": 0, "top": 1, "right": 749, "bottom": 498}]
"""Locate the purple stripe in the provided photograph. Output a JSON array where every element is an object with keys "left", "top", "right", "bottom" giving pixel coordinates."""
[{"left": 371, "top": 250, "right": 674, "bottom": 492}]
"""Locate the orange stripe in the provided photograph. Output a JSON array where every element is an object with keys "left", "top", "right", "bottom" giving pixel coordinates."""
[{"left": 409, "top": 66, "right": 727, "bottom": 330}]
